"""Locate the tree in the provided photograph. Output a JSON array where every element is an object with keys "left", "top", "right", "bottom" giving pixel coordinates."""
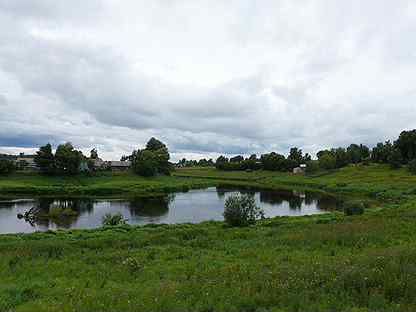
[
  {"left": 261, "top": 152, "right": 287, "bottom": 171},
  {"left": 288, "top": 148, "right": 303, "bottom": 167},
  {"left": 230, "top": 155, "right": 244, "bottom": 163},
  {"left": 395, "top": 130, "right": 416, "bottom": 163},
  {"left": 90, "top": 148, "right": 99, "bottom": 160},
  {"left": 409, "top": 159, "right": 416, "bottom": 175},
  {"left": 133, "top": 150, "right": 158, "bottom": 177},
  {"left": 333, "top": 148, "right": 350, "bottom": 168},
  {"left": 388, "top": 148, "right": 403, "bottom": 169},
  {"left": 132, "top": 138, "right": 171, "bottom": 176},
  {"left": 34, "top": 143, "right": 55, "bottom": 175},
  {"left": 55, "top": 143, "right": 84, "bottom": 175},
  {"left": 0, "top": 159, "right": 16, "bottom": 175},
  {"left": 319, "top": 153, "right": 336, "bottom": 170},
  {"left": 146, "top": 137, "right": 166, "bottom": 152},
  {"left": 371, "top": 141, "right": 393, "bottom": 163}
]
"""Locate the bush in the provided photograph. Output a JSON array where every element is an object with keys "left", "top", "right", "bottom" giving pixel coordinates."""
[
  {"left": 409, "top": 159, "right": 416, "bottom": 175},
  {"left": 223, "top": 194, "right": 264, "bottom": 227},
  {"left": 0, "top": 159, "right": 16, "bottom": 175},
  {"left": 343, "top": 201, "right": 365, "bottom": 216},
  {"left": 102, "top": 213, "right": 127, "bottom": 226},
  {"left": 305, "top": 160, "right": 320, "bottom": 174}
]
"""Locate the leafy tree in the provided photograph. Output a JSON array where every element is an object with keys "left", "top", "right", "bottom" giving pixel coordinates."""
[
  {"left": 230, "top": 155, "right": 244, "bottom": 163},
  {"left": 333, "top": 148, "right": 350, "bottom": 168},
  {"left": 132, "top": 138, "right": 171, "bottom": 176},
  {"left": 388, "top": 148, "right": 403, "bottom": 169},
  {"left": 409, "top": 159, "right": 416, "bottom": 175},
  {"left": 133, "top": 150, "right": 158, "bottom": 177},
  {"left": 371, "top": 141, "right": 394, "bottom": 163},
  {"left": 395, "top": 130, "right": 416, "bottom": 162},
  {"left": 90, "top": 148, "right": 99, "bottom": 160},
  {"left": 223, "top": 194, "right": 264, "bottom": 227},
  {"left": 261, "top": 152, "right": 287, "bottom": 171},
  {"left": 319, "top": 153, "right": 336, "bottom": 170},
  {"left": 34, "top": 143, "right": 55, "bottom": 174},
  {"left": 288, "top": 147, "right": 303, "bottom": 167},
  {"left": 146, "top": 137, "right": 166, "bottom": 152},
  {"left": 55, "top": 143, "right": 84, "bottom": 175},
  {"left": 0, "top": 159, "right": 16, "bottom": 175},
  {"left": 305, "top": 160, "right": 320, "bottom": 174}
]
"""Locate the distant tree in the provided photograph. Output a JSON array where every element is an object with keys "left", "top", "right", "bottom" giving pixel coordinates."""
[
  {"left": 388, "top": 148, "right": 403, "bottom": 169},
  {"left": 371, "top": 141, "right": 394, "bottom": 163},
  {"left": 55, "top": 143, "right": 84, "bottom": 175},
  {"left": 146, "top": 137, "right": 166, "bottom": 152},
  {"left": 409, "top": 159, "right": 416, "bottom": 175},
  {"left": 230, "top": 155, "right": 244, "bottom": 163},
  {"left": 303, "top": 153, "right": 312, "bottom": 162},
  {"left": 319, "top": 153, "right": 336, "bottom": 170},
  {"left": 133, "top": 150, "right": 158, "bottom": 177},
  {"left": 132, "top": 138, "right": 171, "bottom": 176},
  {"left": 0, "top": 159, "right": 16, "bottom": 175},
  {"left": 34, "top": 143, "right": 55, "bottom": 175},
  {"left": 395, "top": 130, "right": 416, "bottom": 162},
  {"left": 305, "top": 160, "right": 320, "bottom": 174},
  {"left": 90, "top": 148, "right": 99, "bottom": 160},
  {"left": 288, "top": 148, "right": 303, "bottom": 167},
  {"left": 347, "top": 144, "right": 371, "bottom": 164},
  {"left": 333, "top": 148, "right": 350, "bottom": 168},
  {"left": 261, "top": 152, "right": 287, "bottom": 171}
]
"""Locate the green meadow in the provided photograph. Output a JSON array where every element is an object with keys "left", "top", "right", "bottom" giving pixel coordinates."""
[{"left": 1, "top": 164, "right": 416, "bottom": 311}]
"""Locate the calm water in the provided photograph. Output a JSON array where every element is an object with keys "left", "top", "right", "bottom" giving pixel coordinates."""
[{"left": 0, "top": 187, "right": 339, "bottom": 234}]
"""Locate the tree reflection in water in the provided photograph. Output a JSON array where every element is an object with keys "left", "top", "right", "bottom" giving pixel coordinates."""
[
  {"left": 23, "top": 198, "right": 94, "bottom": 228},
  {"left": 128, "top": 194, "right": 174, "bottom": 218}
]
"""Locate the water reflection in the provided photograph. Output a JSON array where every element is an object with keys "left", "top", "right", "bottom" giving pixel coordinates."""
[
  {"left": 128, "top": 194, "right": 174, "bottom": 217},
  {"left": 0, "top": 187, "right": 339, "bottom": 234}
]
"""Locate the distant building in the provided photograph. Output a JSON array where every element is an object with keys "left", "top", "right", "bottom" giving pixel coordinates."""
[
  {"left": 15, "top": 153, "right": 38, "bottom": 170},
  {"left": 293, "top": 164, "right": 307, "bottom": 175},
  {"left": 109, "top": 161, "right": 131, "bottom": 171}
]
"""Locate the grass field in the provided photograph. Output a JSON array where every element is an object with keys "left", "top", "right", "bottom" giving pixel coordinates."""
[{"left": 1, "top": 165, "right": 416, "bottom": 311}]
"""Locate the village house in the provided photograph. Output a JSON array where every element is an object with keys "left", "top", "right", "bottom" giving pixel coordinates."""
[
  {"left": 109, "top": 161, "right": 131, "bottom": 171},
  {"left": 292, "top": 164, "right": 307, "bottom": 175}
]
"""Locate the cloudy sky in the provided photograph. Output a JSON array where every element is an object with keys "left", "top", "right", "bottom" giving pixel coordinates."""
[{"left": 0, "top": 0, "right": 415, "bottom": 161}]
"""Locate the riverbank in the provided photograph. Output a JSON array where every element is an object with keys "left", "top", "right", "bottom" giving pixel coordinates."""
[{"left": 1, "top": 164, "right": 416, "bottom": 311}]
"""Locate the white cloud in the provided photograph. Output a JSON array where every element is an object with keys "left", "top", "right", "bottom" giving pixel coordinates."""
[{"left": 0, "top": 0, "right": 415, "bottom": 161}]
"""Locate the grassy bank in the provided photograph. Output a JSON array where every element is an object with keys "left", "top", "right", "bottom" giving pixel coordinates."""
[
  {"left": 1, "top": 165, "right": 416, "bottom": 311},
  {"left": 0, "top": 171, "right": 212, "bottom": 198},
  {"left": 1, "top": 205, "right": 416, "bottom": 311}
]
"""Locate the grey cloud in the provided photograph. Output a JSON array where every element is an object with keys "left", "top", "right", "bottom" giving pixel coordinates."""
[{"left": 0, "top": 0, "right": 415, "bottom": 161}]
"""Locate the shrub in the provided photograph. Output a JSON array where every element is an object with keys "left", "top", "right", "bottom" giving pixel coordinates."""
[
  {"left": 102, "top": 213, "right": 127, "bottom": 226},
  {"left": 0, "top": 159, "right": 16, "bottom": 175},
  {"left": 223, "top": 194, "right": 264, "bottom": 227},
  {"left": 305, "top": 160, "right": 320, "bottom": 174},
  {"left": 343, "top": 201, "right": 365, "bottom": 216},
  {"left": 409, "top": 159, "right": 416, "bottom": 175}
]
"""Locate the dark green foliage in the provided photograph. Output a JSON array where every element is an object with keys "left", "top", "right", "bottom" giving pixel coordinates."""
[
  {"left": 146, "top": 137, "right": 166, "bottom": 151},
  {"left": 319, "top": 153, "right": 336, "bottom": 170},
  {"left": 372, "top": 141, "right": 394, "bottom": 163},
  {"left": 261, "top": 152, "right": 287, "bottom": 171},
  {"left": 395, "top": 130, "right": 416, "bottom": 162},
  {"left": 288, "top": 147, "right": 303, "bottom": 167},
  {"left": 223, "top": 194, "right": 264, "bottom": 227},
  {"left": 34, "top": 143, "right": 55, "bottom": 174},
  {"left": 0, "top": 159, "right": 16, "bottom": 175},
  {"left": 132, "top": 138, "right": 171, "bottom": 177},
  {"left": 133, "top": 150, "right": 158, "bottom": 177},
  {"left": 55, "top": 143, "right": 84, "bottom": 175},
  {"left": 90, "top": 148, "right": 99, "bottom": 160},
  {"left": 409, "top": 159, "right": 416, "bottom": 175},
  {"left": 102, "top": 213, "right": 127, "bottom": 226},
  {"left": 305, "top": 160, "right": 320, "bottom": 174},
  {"left": 347, "top": 144, "right": 370, "bottom": 164},
  {"left": 388, "top": 148, "right": 403, "bottom": 169}
]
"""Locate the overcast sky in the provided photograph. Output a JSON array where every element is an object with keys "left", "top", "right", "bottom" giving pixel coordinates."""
[{"left": 0, "top": 0, "right": 415, "bottom": 161}]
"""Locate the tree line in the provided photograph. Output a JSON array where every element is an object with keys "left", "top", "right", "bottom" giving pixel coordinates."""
[{"left": 213, "top": 130, "right": 416, "bottom": 174}]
